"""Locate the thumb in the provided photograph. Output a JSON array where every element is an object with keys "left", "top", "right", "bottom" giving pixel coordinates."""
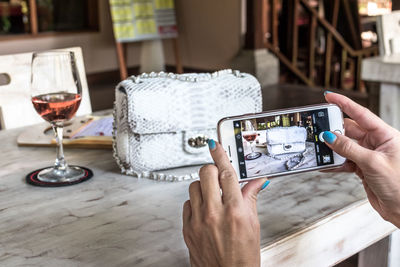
[
  {"left": 322, "top": 131, "right": 371, "bottom": 166},
  {"left": 242, "top": 178, "right": 269, "bottom": 204}
]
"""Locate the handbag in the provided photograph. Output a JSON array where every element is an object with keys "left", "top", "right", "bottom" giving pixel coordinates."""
[
  {"left": 265, "top": 126, "right": 307, "bottom": 156},
  {"left": 113, "top": 69, "right": 262, "bottom": 179}
]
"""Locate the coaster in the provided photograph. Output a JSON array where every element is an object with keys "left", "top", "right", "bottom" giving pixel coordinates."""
[
  {"left": 245, "top": 152, "right": 262, "bottom": 160},
  {"left": 26, "top": 166, "right": 93, "bottom": 187}
]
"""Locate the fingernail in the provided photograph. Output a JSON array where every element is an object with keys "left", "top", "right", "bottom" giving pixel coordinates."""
[
  {"left": 261, "top": 180, "right": 270, "bottom": 190},
  {"left": 208, "top": 139, "right": 216, "bottom": 150},
  {"left": 324, "top": 91, "right": 333, "bottom": 96},
  {"left": 323, "top": 131, "right": 337, "bottom": 144}
]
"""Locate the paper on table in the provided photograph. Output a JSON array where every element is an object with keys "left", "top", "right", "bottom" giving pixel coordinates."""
[{"left": 72, "top": 117, "right": 113, "bottom": 138}]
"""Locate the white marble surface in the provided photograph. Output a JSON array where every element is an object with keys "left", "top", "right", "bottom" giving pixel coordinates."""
[
  {"left": 245, "top": 142, "right": 317, "bottom": 176},
  {"left": 0, "top": 125, "right": 395, "bottom": 266}
]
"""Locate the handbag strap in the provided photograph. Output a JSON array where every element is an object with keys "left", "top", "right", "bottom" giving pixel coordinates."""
[
  {"left": 128, "top": 69, "right": 244, "bottom": 84},
  {"left": 269, "top": 148, "right": 309, "bottom": 171}
]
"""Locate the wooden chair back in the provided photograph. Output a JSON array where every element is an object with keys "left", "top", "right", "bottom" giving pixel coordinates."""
[
  {"left": 0, "top": 47, "right": 92, "bottom": 129},
  {"left": 377, "top": 11, "right": 400, "bottom": 56}
]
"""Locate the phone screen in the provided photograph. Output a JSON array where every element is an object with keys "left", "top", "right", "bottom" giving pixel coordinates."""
[{"left": 233, "top": 108, "right": 334, "bottom": 179}]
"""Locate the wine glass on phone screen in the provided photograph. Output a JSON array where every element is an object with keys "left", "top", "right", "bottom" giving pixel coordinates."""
[
  {"left": 31, "top": 51, "right": 86, "bottom": 183},
  {"left": 243, "top": 120, "right": 261, "bottom": 160}
]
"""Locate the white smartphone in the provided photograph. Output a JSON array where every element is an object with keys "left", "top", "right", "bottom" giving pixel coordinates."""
[{"left": 217, "top": 103, "right": 346, "bottom": 182}]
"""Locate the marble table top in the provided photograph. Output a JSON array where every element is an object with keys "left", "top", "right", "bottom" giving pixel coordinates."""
[
  {"left": 0, "top": 126, "right": 395, "bottom": 267},
  {"left": 244, "top": 142, "right": 317, "bottom": 177}
]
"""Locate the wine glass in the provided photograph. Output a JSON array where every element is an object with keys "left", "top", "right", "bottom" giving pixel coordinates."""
[
  {"left": 242, "top": 120, "right": 262, "bottom": 160},
  {"left": 31, "top": 51, "right": 86, "bottom": 183}
]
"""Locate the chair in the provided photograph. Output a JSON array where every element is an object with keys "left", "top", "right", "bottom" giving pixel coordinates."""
[
  {"left": 0, "top": 47, "right": 92, "bottom": 130},
  {"left": 377, "top": 10, "right": 400, "bottom": 56}
]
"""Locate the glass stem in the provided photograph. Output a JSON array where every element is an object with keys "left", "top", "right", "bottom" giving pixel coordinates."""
[{"left": 52, "top": 124, "right": 67, "bottom": 171}]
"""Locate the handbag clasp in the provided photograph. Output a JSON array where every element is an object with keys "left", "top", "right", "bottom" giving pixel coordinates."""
[
  {"left": 188, "top": 136, "right": 209, "bottom": 148},
  {"left": 283, "top": 144, "right": 293, "bottom": 150}
]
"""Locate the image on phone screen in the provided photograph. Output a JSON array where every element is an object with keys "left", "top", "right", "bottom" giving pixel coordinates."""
[{"left": 233, "top": 108, "right": 334, "bottom": 179}]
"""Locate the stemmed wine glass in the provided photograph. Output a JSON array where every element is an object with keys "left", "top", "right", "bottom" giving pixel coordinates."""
[
  {"left": 31, "top": 51, "right": 86, "bottom": 183},
  {"left": 242, "top": 120, "right": 262, "bottom": 160}
]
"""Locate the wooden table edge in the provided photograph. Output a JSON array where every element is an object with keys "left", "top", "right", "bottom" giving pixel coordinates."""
[{"left": 260, "top": 199, "right": 397, "bottom": 266}]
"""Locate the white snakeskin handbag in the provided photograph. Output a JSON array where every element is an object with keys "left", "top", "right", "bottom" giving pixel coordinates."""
[
  {"left": 265, "top": 126, "right": 307, "bottom": 156},
  {"left": 113, "top": 69, "right": 262, "bottom": 179}
]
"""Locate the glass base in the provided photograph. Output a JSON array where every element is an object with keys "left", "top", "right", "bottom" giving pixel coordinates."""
[
  {"left": 37, "top": 166, "right": 86, "bottom": 183},
  {"left": 245, "top": 152, "right": 262, "bottom": 160}
]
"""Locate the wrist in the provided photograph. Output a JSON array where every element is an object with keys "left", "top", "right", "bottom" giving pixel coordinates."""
[
  {"left": 392, "top": 214, "right": 400, "bottom": 228},
  {"left": 388, "top": 206, "right": 400, "bottom": 228},
  {"left": 394, "top": 201, "right": 400, "bottom": 228}
]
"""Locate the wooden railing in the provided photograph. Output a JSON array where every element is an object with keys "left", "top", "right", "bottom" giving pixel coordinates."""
[{"left": 246, "top": 0, "right": 379, "bottom": 91}]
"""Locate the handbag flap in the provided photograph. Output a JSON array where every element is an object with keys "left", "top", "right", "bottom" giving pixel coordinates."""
[
  {"left": 265, "top": 126, "right": 307, "bottom": 145},
  {"left": 116, "top": 70, "right": 262, "bottom": 134}
]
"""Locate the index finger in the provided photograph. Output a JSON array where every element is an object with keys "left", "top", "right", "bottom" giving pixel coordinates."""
[
  {"left": 208, "top": 139, "right": 242, "bottom": 203},
  {"left": 325, "top": 92, "right": 387, "bottom": 132}
]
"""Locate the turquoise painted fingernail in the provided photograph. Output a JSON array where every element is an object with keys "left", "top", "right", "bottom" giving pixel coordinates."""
[
  {"left": 324, "top": 91, "right": 333, "bottom": 96},
  {"left": 323, "top": 131, "right": 337, "bottom": 144},
  {"left": 208, "top": 139, "right": 216, "bottom": 150},
  {"left": 261, "top": 180, "right": 270, "bottom": 190}
]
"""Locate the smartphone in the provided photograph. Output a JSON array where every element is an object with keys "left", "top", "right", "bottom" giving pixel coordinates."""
[{"left": 217, "top": 104, "right": 346, "bottom": 182}]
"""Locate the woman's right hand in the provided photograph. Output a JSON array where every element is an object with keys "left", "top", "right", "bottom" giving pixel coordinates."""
[{"left": 323, "top": 92, "right": 400, "bottom": 228}]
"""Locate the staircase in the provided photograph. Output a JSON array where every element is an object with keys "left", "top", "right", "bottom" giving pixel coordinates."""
[{"left": 246, "top": 0, "right": 379, "bottom": 92}]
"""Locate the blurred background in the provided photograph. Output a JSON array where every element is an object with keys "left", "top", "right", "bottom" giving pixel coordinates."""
[{"left": 0, "top": 0, "right": 394, "bottom": 112}]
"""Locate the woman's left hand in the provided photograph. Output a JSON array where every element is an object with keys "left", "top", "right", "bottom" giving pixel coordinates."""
[{"left": 182, "top": 140, "right": 269, "bottom": 267}]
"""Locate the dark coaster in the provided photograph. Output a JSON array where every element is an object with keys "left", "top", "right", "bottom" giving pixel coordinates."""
[
  {"left": 26, "top": 166, "right": 93, "bottom": 187},
  {"left": 245, "top": 152, "right": 262, "bottom": 161}
]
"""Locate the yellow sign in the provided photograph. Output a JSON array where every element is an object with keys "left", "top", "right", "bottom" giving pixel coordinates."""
[{"left": 109, "top": 0, "right": 177, "bottom": 42}]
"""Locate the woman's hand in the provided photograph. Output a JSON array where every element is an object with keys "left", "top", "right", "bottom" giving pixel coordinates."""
[
  {"left": 182, "top": 140, "right": 269, "bottom": 267},
  {"left": 323, "top": 92, "right": 400, "bottom": 228}
]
